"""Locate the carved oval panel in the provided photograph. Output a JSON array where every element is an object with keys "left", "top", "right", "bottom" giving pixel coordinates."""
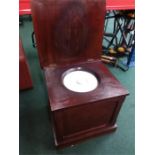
[{"left": 53, "top": 2, "right": 89, "bottom": 57}]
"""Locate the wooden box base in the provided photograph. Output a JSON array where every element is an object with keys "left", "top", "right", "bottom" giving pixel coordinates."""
[
  {"left": 44, "top": 61, "right": 129, "bottom": 148},
  {"left": 53, "top": 123, "right": 117, "bottom": 148}
]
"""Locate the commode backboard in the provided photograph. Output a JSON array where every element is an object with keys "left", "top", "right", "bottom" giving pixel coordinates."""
[{"left": 31, "top": 0, "right": 106, "bottom": 68}]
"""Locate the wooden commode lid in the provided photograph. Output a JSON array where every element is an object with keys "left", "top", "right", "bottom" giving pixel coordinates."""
[{"left": 31, "top": 0, "right": 106, "bottom": 68}]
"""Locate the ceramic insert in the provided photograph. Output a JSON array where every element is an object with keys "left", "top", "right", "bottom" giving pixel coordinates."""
[{"left": 63, "top": 70, "right": 98, "bottom": 93}]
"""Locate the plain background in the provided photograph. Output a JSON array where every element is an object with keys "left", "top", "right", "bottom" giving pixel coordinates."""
[{"left": 0, "top": 0, "right": 155, "bottom": 155}]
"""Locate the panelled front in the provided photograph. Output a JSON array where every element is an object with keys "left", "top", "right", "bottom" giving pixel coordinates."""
[{"left": 53, "top": 97, "right": 123, "bottom": 141}]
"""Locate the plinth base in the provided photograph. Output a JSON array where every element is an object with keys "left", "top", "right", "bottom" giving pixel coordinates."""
[{"left": 53, "top": 124, "right": 117, "bottom": 148}]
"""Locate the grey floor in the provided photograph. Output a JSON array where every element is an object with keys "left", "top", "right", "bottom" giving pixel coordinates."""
[{"left": 19, "top": 19, "right": 135, "bottom": 155}]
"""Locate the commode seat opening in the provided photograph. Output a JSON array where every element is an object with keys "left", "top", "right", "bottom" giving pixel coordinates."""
[{"left": 62, "top": 67, "right": 99, "bottom": 93}]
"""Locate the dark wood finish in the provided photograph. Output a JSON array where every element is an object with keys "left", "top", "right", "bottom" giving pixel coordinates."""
[
  {"left": 44, "top": 61, "right": 128, "bottom": 111},
  {"left": 45, "top": 61, "right": 128, "bottom": 148},
  {"left": 31, "top": 0, "right": 106, "bottom": 68},
  {"left": 19, "top": 39, "right": 33, "bottom": 90},
  {"left": 31, "top": 0, "right": 129, "bottom": 148}
]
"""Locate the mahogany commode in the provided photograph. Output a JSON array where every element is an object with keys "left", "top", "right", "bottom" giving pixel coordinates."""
[{"left": 31, "top": 0, "right": 129, "bottom": 148}]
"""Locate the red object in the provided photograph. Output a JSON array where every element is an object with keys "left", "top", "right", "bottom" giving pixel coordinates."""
[
  {"left": 19, "top": 0, "right": 135, "bottom": 16},
  {"left": 106, "top": 0, "right": 135, "bottom": 10},
  {"left": 19, "top": 39, "right": 33, "bottom": 90},
  {"left": 19, "top": 0, "right": 31, "bottom": 15},
  {"left": 31, "top": 0, "right": 129, "bottom": 148}
]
